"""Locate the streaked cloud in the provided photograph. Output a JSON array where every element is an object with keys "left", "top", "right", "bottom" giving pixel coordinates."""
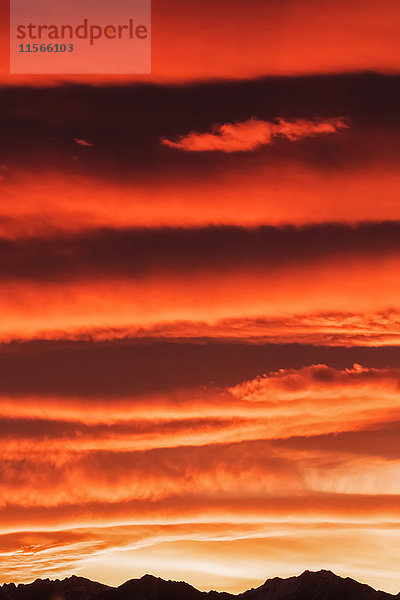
[
  {"left": 1, "top": 364, "right": 400, "bottom": 589},
  {"left": 1, "top": 222, "right": 400, "bottom": 342},
  {"left": 0, "top": 17, "right": 399, "bottom": 594},
  {"left": 42, "top": 311, "right": 400, "bottom": 348}
]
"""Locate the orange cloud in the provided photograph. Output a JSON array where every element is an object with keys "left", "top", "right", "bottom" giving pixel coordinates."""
[
  {"left": 27, "top": 310, "right": 400, "bottom": 348},
  {"left": 1, "top": 364, "right": 400, "bottom": 507},
  {"left": 1, "top": 162, "right": 399, "bottom": 237},
  {"left": 161, "top": 118, "right": 348, "bottom": 152},
  {"left": 74, "top": 139, "right": 93, "bottom": 147},
  {"left": 4, "top": 522, "right": 400, "bottom": 593},
  {"left": 0, "top": 1, "right": 399, "bottom": 588},
  {"left": 0, "top": 250, "right": 400, "bottom": 339}
]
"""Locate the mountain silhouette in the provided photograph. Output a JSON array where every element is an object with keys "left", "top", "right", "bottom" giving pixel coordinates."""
[
  {"left": 0, "top": 575, "right": 110, "bottom": 600},
  {"left": 1, "top": 571, "right": 399, "bottom": 600}
]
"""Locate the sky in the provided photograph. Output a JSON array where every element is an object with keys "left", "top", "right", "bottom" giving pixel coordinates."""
[{"left": 1, "top": 0, "right": 400, "bottom": 594}]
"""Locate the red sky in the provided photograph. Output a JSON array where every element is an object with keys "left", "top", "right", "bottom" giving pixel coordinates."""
[
  {"left": 1, "top": 0, "right": 400, "bottom": 594},
  {"left": 1, "top": 0, "right": 400, "bottom": 82}
]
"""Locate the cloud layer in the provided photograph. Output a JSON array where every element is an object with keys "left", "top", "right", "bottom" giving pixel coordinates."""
[
  {"left": 2, "top": 364, "right": 400, "bottom": 591},
  {"left": 0, "top": 30, "right": 399, "bottom": 595}
]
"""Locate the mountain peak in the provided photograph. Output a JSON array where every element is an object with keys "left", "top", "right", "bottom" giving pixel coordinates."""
[
  {"left": 239, "top": 569, "right": 397, "bottom": 600},
  {"left": 299, "top": 569, "right": 342, "bottom": 580},
  {"left": 1, "top": 574, "right": 111, "bottom": 600}
]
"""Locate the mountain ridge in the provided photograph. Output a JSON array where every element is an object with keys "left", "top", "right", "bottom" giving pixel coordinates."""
[{"left": 1, "top": 571, "right": 399, "bottom": 600}]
